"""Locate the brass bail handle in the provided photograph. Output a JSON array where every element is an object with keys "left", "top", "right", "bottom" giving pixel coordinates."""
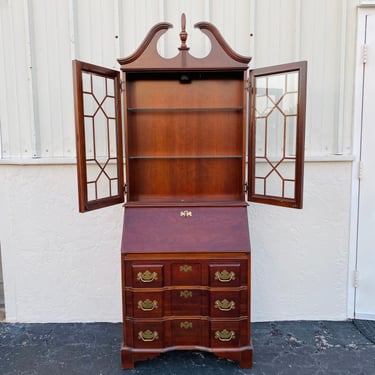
[{"left": 180, "top": 210, "right": 192, "bottom": 218}]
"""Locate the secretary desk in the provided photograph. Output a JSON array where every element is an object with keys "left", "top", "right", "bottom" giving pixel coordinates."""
[{"left": 73, "top": 14, "right": 307, "bottom": 369}]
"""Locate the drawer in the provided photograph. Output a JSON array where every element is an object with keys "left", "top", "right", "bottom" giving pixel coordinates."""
[
  {"left": 210, "top": 291, "right": 241, "bottom": 318},
  {"left": 133, "top": 321, "right": 164, "bottom": 349},
  {"left": 131, "top": 264, "right": 164, "bottom": 288},
  {"left": 209, "top": 263, "right": 242, "bottom": 287},
  {"left": 126, "top": 291, "right": 163, "bottom": 318},
  {"left": 170, "top": 319, "right": 209, "bottom": 346},
  {"left": 170, "top": 289, "right": 207, "bottom": 315},
  {"left": 210, "top": 321, "right": 241, "bottom": 348},
  {"left": 171, "top": 262, "right": 202, "bottom": 285}
]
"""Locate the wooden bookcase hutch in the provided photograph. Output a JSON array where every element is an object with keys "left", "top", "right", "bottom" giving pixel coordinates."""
[{"left": 73, "top": 14, "right": 307, "bottom": 369}]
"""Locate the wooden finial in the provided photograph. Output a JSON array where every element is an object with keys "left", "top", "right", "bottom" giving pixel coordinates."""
[{"left": 179, "top": 13, "right": 189, "bottom": 50}]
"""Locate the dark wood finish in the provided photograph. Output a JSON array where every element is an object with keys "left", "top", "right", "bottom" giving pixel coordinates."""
[
  {"left": 121, "top": 250, "right": 252, "bottom": 369},
  {"left": 72, "top": 60, "right": 124, "bottom": 212},
  {"left": 72, "top": 12, "right": 307, "bottom": 371},
  {"left": 248, "top": 61, "right": 307, "bottom": 208},
  {"left": 118, "top": 15, "right": 253, "bottom": 369}
]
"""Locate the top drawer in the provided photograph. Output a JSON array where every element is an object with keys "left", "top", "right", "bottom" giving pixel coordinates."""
[
  {"left": 209, "top": 263, "right": 243, "bottom": 287},
  {"left": 130, "top": 264, "right": 164, "bottom": 288}
]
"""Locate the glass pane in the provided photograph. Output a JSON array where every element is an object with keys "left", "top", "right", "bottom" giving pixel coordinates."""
[
  {"left": 266, "top": 109, "right": 284, "bottom": 162},
  {"left": 73, "top": 60, "right": 123, "bottom": 211},
  {"left": 250, "top": 61, "right": 306, "bottom": 208},
  {"left": 255, "top": 118, "right": 266, "bottom": 157},
  {"left": 92, "top": 74, "right": 106, "bottom": 103}
]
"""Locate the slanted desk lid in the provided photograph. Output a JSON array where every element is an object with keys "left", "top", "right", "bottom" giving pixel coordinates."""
[{"left": 122, "top": 206, "right": 250, "bottom": 254}]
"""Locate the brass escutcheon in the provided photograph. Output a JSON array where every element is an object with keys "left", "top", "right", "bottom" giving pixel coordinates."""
[
  {"left": 180, "top": 321, "right": 193, "bottom": 329},
  {"left": 214, "top": 299, "right": 236, "bottom": 311},
  {"left": 180, "top": 265, "right": 192, "bottom": 272},
  {"left": 137, "top": 270, "right": 158, "bottom": 283},
  {"left": 137, "top": 299, "right": 158, "bottom": 311},
  {"left": 214, "top": 329, "right": 236, "bottom": 342},
  {"left": 138, "top": 330, "right": 159, "bottom": 342},
  {"left": 180, "top": 210, "right": 192, "bottom": 218},
  {"left": 214, "top": 270, "right": 236, "bottom": 283},
  {"left": 180, "top": 290, "right": 193, "bottom": 298}
]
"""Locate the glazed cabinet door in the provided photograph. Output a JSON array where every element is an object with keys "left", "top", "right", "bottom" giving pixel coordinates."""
[
  {"left": 248, "top": 61, "right": 307, "bottom": 208},
  {"left": 73, "top": 60, "right": 124, "bottom": 212}
]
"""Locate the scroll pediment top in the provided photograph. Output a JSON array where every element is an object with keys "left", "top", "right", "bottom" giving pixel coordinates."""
[{"left": 117, "top": 14, "right": 251, "bottom": 71}]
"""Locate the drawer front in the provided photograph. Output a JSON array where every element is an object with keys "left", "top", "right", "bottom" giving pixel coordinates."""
[
  {"left": 171, "top": 319, "right": 208, "bottom": 346},
  {"left": 171, "top": 262, "right": 201, "bottom": 285},
  {"left": 210, "top": 291, "right": 241, "bottom": 318},
  {"left": 210, "top": 321, "right": 241, "bottom": 348},
  {"left": 131, "top": 264, "right": 164, "bottom": 288},
  {"left": 128, "top": 291, "right": 163, "bottom": 318},
  {"left": 133, "top": 321, "right": 164, "bottom": 349},
  {"left": 209, "top": 263, "right": 242, "bottom": 287},
  {"left": 170, "top": 289, "right": 207, "bottom": 315}
]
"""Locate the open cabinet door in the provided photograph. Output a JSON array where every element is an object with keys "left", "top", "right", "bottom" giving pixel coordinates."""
[
  {"left": 248, "top": 61, "right": 307, "bottom": 208},
  {"left": 73, "top": 60, "right": 124, "bottom": 212}
]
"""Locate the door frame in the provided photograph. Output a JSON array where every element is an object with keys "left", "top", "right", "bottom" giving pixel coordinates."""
[{"left": 348, "top": 5, "right": 375, "bottom": 319}]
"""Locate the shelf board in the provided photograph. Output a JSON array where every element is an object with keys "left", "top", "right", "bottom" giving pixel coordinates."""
[
  {"left": 127, "top": 107, "right": 243, "bottom": 113},
  {"left": 128, "top": 155, "right": 243, "bottom": 159}
]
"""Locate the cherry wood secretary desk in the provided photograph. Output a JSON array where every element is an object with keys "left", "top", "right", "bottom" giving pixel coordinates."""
[{"left": 73, "top": 14, "right": 307, "bottom": 369}]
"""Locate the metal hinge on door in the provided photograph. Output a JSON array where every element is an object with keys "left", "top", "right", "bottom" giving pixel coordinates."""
[
  {"left": 354, "top": 270, "right": 359, "bottom": 288},
  {"left": 363, "top": 44, "right": 368, "bottom": 64},
  {"left": 245, "top": 78, "right": 251, "bottom": 91},
  {"left": 358, "top": 161, "right": 364, "bottom": 180}
]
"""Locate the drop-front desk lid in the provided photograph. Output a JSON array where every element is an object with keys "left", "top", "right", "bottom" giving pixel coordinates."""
[{"left": 121, "top": 205, "right": 250, "bottom": 254}]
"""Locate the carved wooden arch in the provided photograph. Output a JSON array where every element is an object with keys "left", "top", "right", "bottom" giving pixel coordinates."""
[{"left": 117, "top": 13, "right": 251, "bottom": 71}]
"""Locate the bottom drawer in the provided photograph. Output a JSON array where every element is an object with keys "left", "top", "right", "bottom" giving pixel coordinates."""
[
  {"left": 210, "top": 321, "right": 241, "bottom": 348},
  {"left": 133, "top": 321, "right": 164, "bottom": 349}
]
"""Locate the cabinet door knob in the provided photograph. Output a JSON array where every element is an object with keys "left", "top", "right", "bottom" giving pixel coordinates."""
[
  {"left": 214, "top": 299, "right": 236, "bottom": 311},
  {"left": 214, "top": 329, "right": 236, "bottom": 342},
  {"left": 214, "top": 270, "right": 236, "bottom": 283},
  {"left": 137, "top": 270, "right": 158, "bottom": 283},
  {"left": 137, "top": 299, "right": 158, "bottom": 311},
  {"left": 138, "top": 330, "right": 159, "bottom": 342}
]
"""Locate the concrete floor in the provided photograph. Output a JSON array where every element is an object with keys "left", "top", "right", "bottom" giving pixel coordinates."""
[{"left": 0, "top": 321, "right": 375, "bottom": 375}]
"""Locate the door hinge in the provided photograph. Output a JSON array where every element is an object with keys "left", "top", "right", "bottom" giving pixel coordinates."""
[
  {"left": 358, "top": 161, "right": 364, "bottom": 180},
  {"left": 120, "top": 79, "right": 125, "bottom": 92},
  {"left": 354, "top": 270, "right": 359, "bottom": 288},
  {"left": 244, "top": 183, "right": 248, "bottom": 193},
  {"left": 123, "top": 183, "right": 128, "bottom": 194},
  {"left": 245, "top": 78, "right": 251, "bottom": 91},
  {"left": 362, "top": 44, "right": 368, "bottom": 65}
]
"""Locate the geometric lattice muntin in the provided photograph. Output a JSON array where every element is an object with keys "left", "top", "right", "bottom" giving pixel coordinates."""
[
  {"left": 82, "top": 72, "right": 119, "bottom": 201},
  {"left": 254, "top": 71, "right": 299, "bottom": 199}
]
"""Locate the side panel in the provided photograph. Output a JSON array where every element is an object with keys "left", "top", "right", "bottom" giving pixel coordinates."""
[
  {"left": 72, "top": 60, "right": 124, "bottom": 212},
  {"left": 248, "top": 61, "right": 307, "bottom": 208}
]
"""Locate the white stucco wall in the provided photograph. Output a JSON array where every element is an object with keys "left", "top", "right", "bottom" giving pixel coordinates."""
[{"left": 0, "top": 161, "right": 351, "bottom": 322}]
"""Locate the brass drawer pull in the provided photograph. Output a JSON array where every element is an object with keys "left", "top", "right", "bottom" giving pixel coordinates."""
[
  {"left": 180, "top": 265, "right": 192, "bottom": 272},
  {"left": 180, "top": 321, "right": 193, "bottom": 329},
  {"left": 180, "top": 210, "right": 192, "bottom": 218},
  {"left": 180, "top": 290, "right": 192, "bottom": 298},
  {"left": 137, "top": 270, "right": 158, "bottom": 283},
  {"left": 214, "top": 329, "right": 236, "bottom": 342},
  {"left": 138, "top": 330, "right": 159, "bottom": 342},
  {"left": 214, "top": 270, "right": 236, "bottom": 283},
  {"left": 137, "top": 299, "right": 158, "bottom": 311},
  {"left": 214, "top": 299, "right": 236, "bottom": 311}
]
